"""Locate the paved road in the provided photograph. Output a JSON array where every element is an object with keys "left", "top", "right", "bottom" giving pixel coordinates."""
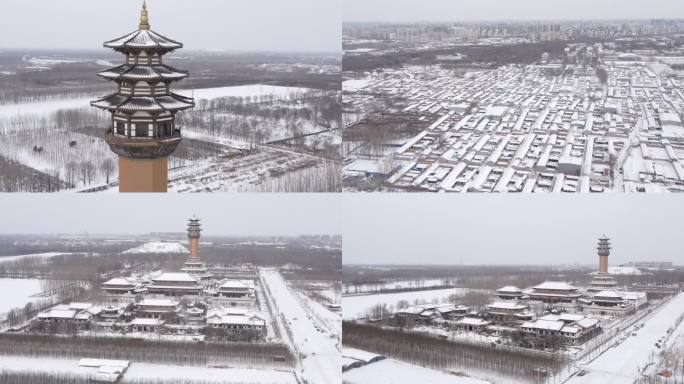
[
  {"left": 568, "top": 293, "right": 684, "bottom": 384},
  {"left": 262, "top": 269, "right": 340, "bottom": 384}
]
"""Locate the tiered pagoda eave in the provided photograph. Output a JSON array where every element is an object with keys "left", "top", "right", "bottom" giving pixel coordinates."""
[{"left": 91, "top": 1, "right": 194, "bottom": 162}]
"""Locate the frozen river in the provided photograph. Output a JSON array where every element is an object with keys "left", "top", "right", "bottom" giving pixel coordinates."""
[{"left": 0, "top": 278, "right": 43, "bottom": 315}]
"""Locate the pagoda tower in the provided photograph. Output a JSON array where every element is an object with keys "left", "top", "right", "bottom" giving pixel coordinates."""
[
  {"left": 181, "top": 215, "right": 211, "bottom": 280},
  {"left": 92, "top": 2, "right": 194, "bottom": 192},
  {"left": 588, "top": 235, "right": 617, "bottom": 292},
  {"left": 597, "top": 235, "right": 611, "bottom": 273}
]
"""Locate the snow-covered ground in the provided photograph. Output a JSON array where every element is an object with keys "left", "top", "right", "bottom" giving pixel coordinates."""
[
  {"left": 342, "top": 79, "right": 372, "bottom": 92},
  {"left": 0, "top": 356, "right": 297, "bottom": 384},
  {"left": 176, "top": 84, "right": 310, "bottom": 101},
  {"left": 166, "top": 146, "right": 331, "bottom": 193},
  {"left": 121, "top": 241, "right": 189, "bottom": 254},
  {"left": 261, "top": 269, "right": 340, "bottom": 384},
  {"left": 343, "top": 288, "right": 467, "bottom": 320},
  {"left": 0, "top": 83, "right": 335, "bottom": 192},
  {"left": 343, "top": 278, "right": 456, "bottom": 294},
  {"left": 0, "top": 252, "right": 71, "bottom": 263},
  {"left": 0, "top": 85, "right": 311, "bottom": 120},
  {"left": 295, "top": 290, "right": 341, "bottom": 340},
  {"left": 0, "top": 97, "right": 92, "bottom": 119},
  {"left": 568, "top": 293, "right": 684, "bottom": 384},
  {"left": 0, "top": 278, "right": 43, "bottom": 315},
  {"left": 126, "top": 362, "right": 297, "bottom": 383},
  {"left": 343, "top": 358, "right": 490, "bottom": 384},
  {"left": 607, "top": 266, "right": 643, "bottom": 275}
]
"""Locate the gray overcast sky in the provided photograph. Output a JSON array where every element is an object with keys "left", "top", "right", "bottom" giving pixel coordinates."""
[
  {"left": 0, "top": 0, "right": 340, "bottom": 52},
  {"left": 344, "top": 0, "right": 684, "bottom": 22},
  {"left": 343, "top": 195, "right": 684, "bottom": 266},
  {"left": 0, "top": 194, "right": 340, "bottom": 236}
]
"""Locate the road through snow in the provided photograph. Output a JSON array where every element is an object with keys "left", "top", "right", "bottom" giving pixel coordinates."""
[
  {"left": 261, "top": 269, "right": 340, "bottom": 384},
  {"left": 568, "top": 293, "right": 684, "bottom": 384}
]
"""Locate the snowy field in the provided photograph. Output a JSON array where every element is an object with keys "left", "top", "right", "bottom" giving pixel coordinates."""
[
  {"left": 122, "top": 242, "right": 189, "bottom": 255},
  {"left": 0, "top": 278, "right": 43, "bottom": 315},
  {"left": 0, "top": 252, "right": 71, "bottom": 263},
  {"left": 343, "top": 278, "right": 456, "bottom": 294},
  {"left": 0, "top": 356, "right": 297, "bottom": 384},
  {"left": 0, "top": 85, "right": 311, "bottom": 120},
  {"left": 343, "top": 358, "right": 489, "bottom": 384},
  {"left": 342, "top": 288, "right": 466, "bottom": 320},
  {"left": 569, "top": 293, "right": 684, "bottom": 384},
  {"left": 0, "top": 83, "right": 337, "bottom": 192},
  {"left": 342, "top": 79, "right": 372, "bottom": 92},
  {"left": 176, "top": 84, "right": 310, "bottom": 101}
]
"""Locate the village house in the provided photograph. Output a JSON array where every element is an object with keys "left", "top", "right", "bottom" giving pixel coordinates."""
[{"left": 521, "top": 313, "right": 600, "bottom": 345}]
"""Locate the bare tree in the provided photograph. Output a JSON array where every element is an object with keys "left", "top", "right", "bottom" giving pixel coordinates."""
[
  {"left": 102, "top": 158, "right": 115, "bottom": 184},
  {"left": 79, "top": 160, "right": 96, "bottom": 186}
]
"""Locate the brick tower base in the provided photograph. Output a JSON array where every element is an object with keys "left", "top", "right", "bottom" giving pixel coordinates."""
[{"left": 118, "top": 157, "right": 168, "bottom": 192}]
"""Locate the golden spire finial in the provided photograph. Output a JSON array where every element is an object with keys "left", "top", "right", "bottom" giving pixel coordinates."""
[{"left": 139, "top": 1, "right": 150, "bottom": 30}]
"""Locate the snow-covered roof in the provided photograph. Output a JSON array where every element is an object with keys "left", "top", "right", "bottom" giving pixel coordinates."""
[
  {"left": 98, "top": 64, "right": 188, "bottom": 82},
  {"left": 37, "top": 309, "right": 77, "bottom": 319},
  {"left": 103, "top": 277, "right": 135, "bottom": 286},
  {"left": 540, "top": 313, "right": 585, "bottom": 323},
  {"left": 206, "top": 313, "right": 265, "bottom": 326},
  {"left": 486, "top": 301, "right": 527, "bottom": 310},
  {"left": 342, "top": 348, "right": 385, "bottom": 364},
  {"left": 593, "top": 290, "right": 623, "bottom": 299},
  {"left": 458, "top": 317, "right": 490, "bottom": 326},
  {"left": 78, "top": 359, "right": 130, "bottom": 369},
  {"left": 206, "top": 307, "right": 250, "bottom": 318},
  {"left": 152, "top": 272, "right": 198, "bottom": 283},
  {"left": 434, "top": 304, "right": 468, "bottom": 313},
  {"left": 87, "top": 306, "right": 103, "bottom": 316},
  {"left": 533, "top": 281, "right": 577, "bottom": 291},
  {"left": 75, "top": 313, "right": 92, "bottom": 320},
  {"left": 92, "top": 93, "right": 194, "bottom": 113},
  {"left": 576, "top": 318, "right": 599, "bottom": 329},
  {"left": 104, "top": 29, "right": 182, "bottom": 52},
  {"left": 561, "top": 325, "right": 580, "bottom": 334},
  {"left": 397, "top": 306, "right": 425, "bottom": 315},
  {"left": 342, "top": 357, "right": 364, "bottom": 370},
  {"left": 219, "top": 280, "right": 252, "bottom": 289},
  {"left": 68, "top": 302, "right": 94, "bottom": 310},
  {"left": 496, "top": 285, "right": 522, "bottom": 293},
  {"left": 522, "top": 319, "right": 564, "bottom": 331}
]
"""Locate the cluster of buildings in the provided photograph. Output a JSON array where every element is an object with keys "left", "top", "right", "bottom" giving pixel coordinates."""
[
  {"left": 344, "top": 42, "right": 684, "bottom": 193},
  {"left": 32, "top": 216, "right": 268, "bottom": 340},
  {"left": 392, "top": 236, "right": 648, "bottom": 347}
]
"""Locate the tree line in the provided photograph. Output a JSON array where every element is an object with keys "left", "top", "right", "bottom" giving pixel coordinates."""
[
  {"left": 0, "top": 334, "right": 295, "bottom": 368},
  {"left": 343, "top": 321, "right": 567, "bottom": 383}
]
